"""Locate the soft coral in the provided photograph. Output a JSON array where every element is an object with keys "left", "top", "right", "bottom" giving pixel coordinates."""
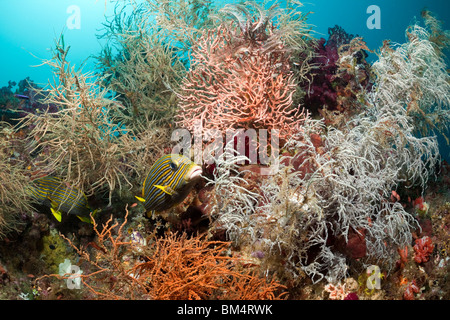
[
  {"left": 403, "top": 280, "right": 420, "bottom": 300},
  {"left": 301, "top": 25, "right": 372, "bottom": 126},
  {"left": 413, "top": 236, "right": 434, "bottom": 263},
  {"left": 302, "top": 26, "right": 355, "bottom": 113}
]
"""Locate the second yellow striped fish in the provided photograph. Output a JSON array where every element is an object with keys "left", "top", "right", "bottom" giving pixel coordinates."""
[{"left": 30, "top": 176, "right": 98, "bottom": 224}]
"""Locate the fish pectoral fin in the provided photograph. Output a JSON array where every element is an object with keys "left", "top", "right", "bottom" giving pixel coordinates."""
[
  {"left": 135, "top": 196, "right": 146, "bottom": 203},
  {"left": 153, "top": 185, "right": 176, "bottom": 196},
  {"left": 50, "top": 207, "right": 62, "bottom": 222},
  {"left": 146, "top": 210, "right": 157, "bottom": 219},
  {"left": 82, "top": 209, "right": 100, "bottom": 224}
]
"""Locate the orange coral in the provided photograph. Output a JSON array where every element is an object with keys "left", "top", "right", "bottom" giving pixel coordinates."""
[
  {"left": 397, "top": 246, "right": 409, "bottom": 269},
  {"left": 131, "top": 232, "right": 286, "bottom": 300},
  {"left": 38, "top": 207, "right": 287, "bottom": 300}
]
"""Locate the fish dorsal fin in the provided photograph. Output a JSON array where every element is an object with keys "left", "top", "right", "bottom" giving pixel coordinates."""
[
  {"left": 50, "top": 207, "right": 62, "bottom": 222},
  {"left": 153, "top": 184, "right": 176, "bottom": 196}
]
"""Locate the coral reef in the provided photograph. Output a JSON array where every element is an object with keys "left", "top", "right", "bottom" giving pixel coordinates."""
[
  {"left": 18, "top": 38, "right": 138, "bottom": 205},
  {"left": 0, "top": 1, "right": 449, "bottom": 301},
  {"left": 198, "top": 4, "right": 447, "bottom": 287},
  {"left": 96, "top": 0, "right": 216, "bottom": 127},
  {"left": 0, "top": 123, "right": 32, "bottom": 238},
  {"left": 301, "top": 25, "right": 373, "bottom": 127},
  {"left": 36, "top": 207, "right": 287, "bottom": 300}
]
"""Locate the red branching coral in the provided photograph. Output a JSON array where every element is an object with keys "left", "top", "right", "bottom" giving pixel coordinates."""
[
  {"left": 403, "top": 280, "right": 420, "bottom": 300},
  {"left": 413, "top": 236, "right": 434, "bottom": 263},
  {"left": 176, "top": 23, "right": 308, "bottom": 143},
  {"left": 396, "top": 246, "right": 409, "bottom": 269}
]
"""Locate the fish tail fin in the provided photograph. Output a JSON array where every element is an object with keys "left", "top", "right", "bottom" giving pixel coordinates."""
[
  {"left": 77, "top": 215, "right": 92, "bottom": 224},
  {"left": 78, "top": 209, "right": 100, "bottom": 224},
  {"left": 92, "top": 208, "right": 100, "bottom": 217},
  {"left": 50, "top": 207, "right": 62, "bottom": 222}
]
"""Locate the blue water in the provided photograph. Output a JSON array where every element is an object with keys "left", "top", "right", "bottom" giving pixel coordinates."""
[
  {"left": 1, "top": 0, "right": 449, "bottom": 87},
  {"left": 1, "top": 0, "right": 449, "bottom": 158}
]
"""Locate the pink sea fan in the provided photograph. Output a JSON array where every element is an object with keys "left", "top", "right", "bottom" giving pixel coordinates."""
[{"left": 176, "top": 23, "right": 309, "bottom": 144}]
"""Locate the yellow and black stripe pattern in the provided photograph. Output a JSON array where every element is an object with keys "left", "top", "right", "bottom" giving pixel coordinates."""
[
  {"left": 136, "top": 154, "right": 202, "bottom": 217},
  {"left": 30, "top": 176, "right": 94, "bottom": 223}
]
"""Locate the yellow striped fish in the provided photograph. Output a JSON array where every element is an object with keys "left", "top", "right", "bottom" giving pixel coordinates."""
[
  {"left": 30, "top": 176, "right": 98, "bottom": 224},
  {"left": 135, "top": 154, "right": 203, "bottom": 218}
]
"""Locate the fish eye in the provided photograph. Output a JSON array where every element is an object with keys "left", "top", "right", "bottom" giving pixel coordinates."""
[{"left": 169, "top": 161, "right": 178, "bottom": 171}]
